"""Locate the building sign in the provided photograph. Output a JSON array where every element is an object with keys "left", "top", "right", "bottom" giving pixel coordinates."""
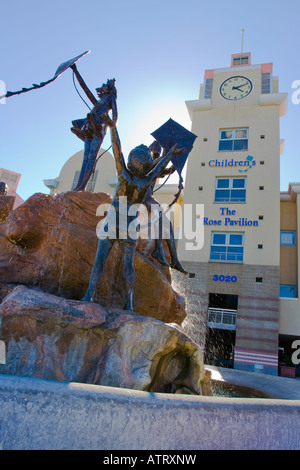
[
  {"left": 212, "top": 274, "right": 237, "bottom": 282},
  {"left": 208, "top": 155, "right": 256, "bottom": 172},
  {"left": 203, "top": 207, "right": 259, "bottom": 227}
]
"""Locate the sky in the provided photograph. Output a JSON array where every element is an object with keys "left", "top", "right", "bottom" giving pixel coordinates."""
[{"left": 0, "top": 0, "right": 300, "bottom": 201}]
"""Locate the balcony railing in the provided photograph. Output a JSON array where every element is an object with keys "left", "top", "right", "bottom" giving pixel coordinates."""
[
  {"left": 209, "top": 251, "right": 244, "bottom": 262},
  {"left": 207, "top": 307, "right": 237, "bottom": 330}
]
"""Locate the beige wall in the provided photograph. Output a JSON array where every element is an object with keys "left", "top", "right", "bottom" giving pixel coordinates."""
[
  {"left": 54, "top": 149, "right": 116, "bottom": 195},
  {"left": 280, "top": 200, "right": 297, "bottom": 286},
  {"left": 279, "top": 298, "right": 300, "bottom": 335},
  {"left": 279, "top": 186, "right": 300, "bottom": 336},
  {"left": 280, "top": 200, "right": 297, "bottom": 230},
  {"left": 178, "top": 61, "right": 286, "bottom": 269}
]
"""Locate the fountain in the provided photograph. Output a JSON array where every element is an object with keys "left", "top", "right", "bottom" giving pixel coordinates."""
[{"left": 0, "top": 53, "right": 299, "bottom": 450}]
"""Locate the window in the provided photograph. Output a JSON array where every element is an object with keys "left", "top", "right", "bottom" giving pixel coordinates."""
[
  {"left": 204, "top": 78, "right": 213, "bottom": 99},
  {"left": 280, "top": 231, "right": 296, "bottom": 246},
  {"left": 215, "top": 177, "right": 246, "bottom": 203},
  {"left": 210, "top": 232, "right": 244, "bottom": 263},
  {"left": 280, "top": 285, "right": 297, "bottom": 298},
  {"left": 71, "top": 170, "right": 98, "bottom": 192},
  {"left": 219, "top": 128, "right": 248, "bottom": 151},
  {"left": 233, "top": 56, "right": 249, "bottom": 66},
  {"left": 261, "top": 73, "right": 272, "bottom": 94}
]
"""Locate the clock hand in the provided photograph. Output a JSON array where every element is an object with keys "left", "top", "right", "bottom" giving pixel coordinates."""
[{"left": 232, "top": 84, "right": 248, "bottom": 90}]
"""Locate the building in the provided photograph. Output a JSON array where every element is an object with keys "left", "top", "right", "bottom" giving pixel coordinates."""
[
  {"left": 0, "top": 168, "right": 24, "bottom": 208},
  {"left": 176, "top": 52, "right": 300, "bottom": 376},
  {"left": 279, "top": 183, "right": 300, "bottom": 371},
  {"left": 43, "top": 149, "right": 116, "bottom": 196}
]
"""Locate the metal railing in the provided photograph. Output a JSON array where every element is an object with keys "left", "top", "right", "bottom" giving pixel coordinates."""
[
  {"left": 207, "top": 307, "right": 237, "bottom": 330},
  {"left": 210, "top": 251, "right": 243, "bottom": 262}
]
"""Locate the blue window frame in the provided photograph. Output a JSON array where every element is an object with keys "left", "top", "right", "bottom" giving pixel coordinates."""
[
  {"left": 280, "top": 231, "right": 296, "bottom": 246},
  {"left": 280, "top": 285, "right": 297, "bottom": 298},
  {"left": 210, "top": 232, "right": 244, "bottom": 263},
  {"left": 215, "top": 177, "right": 246, "bottom": 203},
  {"left": 219, "top": 128, "right": 248, "bottom": 151}
]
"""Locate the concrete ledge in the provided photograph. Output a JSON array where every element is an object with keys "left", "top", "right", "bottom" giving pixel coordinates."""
[{"left": 0, "top": 374, "right": 300, "bottom": 450}]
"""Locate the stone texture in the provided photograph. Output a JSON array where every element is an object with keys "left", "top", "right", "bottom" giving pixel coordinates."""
[
  {"left": 0, "top": 191, "right": 186, "bottom": 324},
  {"left": 0, "top": 285, "right": 206, "bottom": 394},
  {"left": 0, "top": 195, "right": 15, "bottom": 223}
]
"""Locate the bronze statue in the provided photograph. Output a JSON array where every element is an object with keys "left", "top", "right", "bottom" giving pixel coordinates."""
[
  {"left": 0, "top": 50, "right": 116, "bottom": 193},
  {"left": 143, "top": 141, "right": 187, "bottom": 273},
  {"left": 70, "top": 64, "right": 117, "bottom": 191},
  {"left": 82, "top": 114, "right": 185, "bottom": 310},
  {"left": 0, "top": 50, "right": 112, "bottom": 192},
  {"left": 0, "top": 51, "right": 90, "bottom": 100}
]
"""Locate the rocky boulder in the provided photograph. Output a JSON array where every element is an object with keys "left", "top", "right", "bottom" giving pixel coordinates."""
[
  {"left": 0, "top": 191, "right": 186, "bottom": 324},
  {"left": 0, "top": 195, "right": 15, "bottom": 223},
  {"left": 0, "top": 286, "right": 208, "bottom": 395}
]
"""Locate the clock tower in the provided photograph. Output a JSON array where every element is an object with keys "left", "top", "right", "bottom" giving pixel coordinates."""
[{"left": 177, "top": 52, "right": 288, "bottom": 375}]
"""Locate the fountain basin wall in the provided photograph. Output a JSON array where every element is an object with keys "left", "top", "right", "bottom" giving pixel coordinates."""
[{"left": 0, "top": 374, "right": 299, "bottom": 450}]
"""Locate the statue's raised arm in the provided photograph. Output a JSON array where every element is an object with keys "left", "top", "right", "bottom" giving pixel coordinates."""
[
  {"left": 71, "top": 63, "right": 98, "bottom": 107},
  {"left": 147, "top": 145, "right": 185, "bottom": 181},
  {"left": 101, "top": 114, "right": 126, "bottom": 176}
]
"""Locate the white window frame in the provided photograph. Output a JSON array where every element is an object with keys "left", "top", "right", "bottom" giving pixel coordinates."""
[
  {"left": 214, "top": 177, "right": 247, "bottom": 203},
  {"left": 219, "top": 128, "right": 248, "bottom": 151},
  {"left": 210, "top": 232, "right": 244, "bottom": 263}
]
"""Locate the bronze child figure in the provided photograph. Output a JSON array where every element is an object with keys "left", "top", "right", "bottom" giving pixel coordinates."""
[
  {"left": 82, "top": 115, "right": 185, "bottom": 310},
  {"left": 70, "top": 63, "right": 117, "bottom": 191},
  {"left": 143, "top": 141, "right": 187, "bottom": 274}
]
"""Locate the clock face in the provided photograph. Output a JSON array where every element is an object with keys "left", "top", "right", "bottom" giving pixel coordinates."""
[{"left": 220, "top": 76, "right": 253, "bottom": 101}]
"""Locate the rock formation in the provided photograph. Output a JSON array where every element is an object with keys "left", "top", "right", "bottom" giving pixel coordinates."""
[
  {"left": 0, "top": 285, "right": 207, "bottom": 394},
  {"left": 0, "top": 191, "right": 211, "bottom": 395},
  {"left": 0, "top": 191, "right": 185, "bottom": 324},
  {"left": 0, "top": 195, "right": 15, "bottom": 223}
]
